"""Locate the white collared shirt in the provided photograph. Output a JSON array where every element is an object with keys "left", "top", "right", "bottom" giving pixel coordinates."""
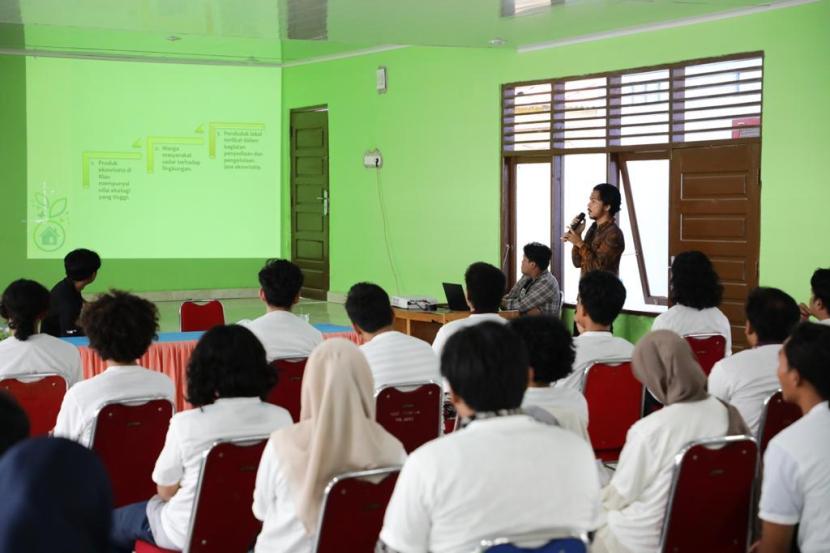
[
  {"left": 379, "top": 415, "right": 601, "bottom": 553},
  {"left": 361, "top": 331, "right": 440, "bottom": 390},
  {"left": 431, "top": 313, "right": 508, "bottom": 357},
  {"left": 0, "top": 334, "right": 82, "bottom": 387},
  {"left": 817, "top": 318, "right": 830, "bottom": 326},
  {"left": 708, "top": 344, "right": 781, "bottom": 434},
  {"left": 555, "top": 331, "right": 635, "bottom": 390},
  {"left": 760, "top": 401, "right": 830, "bottom": 553},
  {"left": 238, "top": 311, "right": 323, "bottom": 361},
  {"left": 522, "top": 386, "right": 590, "bottom": 441},
  {"left": 651, "top": 305, "right": 733, "bottom": 355},
  {"left": 52, "top": 364, "right": 175, "bottom": 446}
]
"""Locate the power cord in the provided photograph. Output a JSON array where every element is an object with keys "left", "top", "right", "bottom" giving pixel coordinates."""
[{"left": 376, "top": 168, "right": 402, "bottom": 295}]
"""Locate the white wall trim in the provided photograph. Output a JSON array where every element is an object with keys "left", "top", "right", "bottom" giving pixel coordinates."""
[{"left": 280, "top": 45, "right": 408, "bottom": 68}]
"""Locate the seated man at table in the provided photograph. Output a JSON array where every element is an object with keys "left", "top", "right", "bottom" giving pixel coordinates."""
[
  {"left": 346, "top": 282, "right": 440, "bottom": 390},
  {"left": 239, "top": 259, "right": 323, "bottom": 361},
  {"left": 53, "top": 290, "right": 174, "bottom": 446},
  {"left": 42, "top": 248, "right": 101, "bottom": 337},
  {"left": 501, "top": 242, "right": 561, "bottom": 317},
  {"left": 432, "top": 262, "right": 508, "bottom": 356}
]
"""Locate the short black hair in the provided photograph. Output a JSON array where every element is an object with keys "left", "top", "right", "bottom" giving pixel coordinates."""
[
  {"left": 784, "top": 322, "right": 830, "bottom": 402},
  {"left": 669, "top": 251, "right": 723, "bottom": 309},
  {"left": 509, "top": 316, "right": 575, "bottom": 384},
  {"left": 593, "top": 183, "right": 621, "bottom": 216},
  {"left": 345, "top": 283, "right": 393, "bottom": 333},
  {"left": 811, "top": 268, "right": 830, "bottom": 308},
  {"left": 0, "top": 391, "right": 29, "bottom": 456},
  {"left": 745, "top": 287, "right": 800, "bottom": 344},
  {"left": 80, "top": 290, "right": 159, "bottom": 363},
  {"left": 578, "top": 270, "right": 626, "bottom": 326},
  {"left": 523, "top": 243, "right": 552, "bottom": 272},
  {"left": 64, "top": 249, "right": 101, "bottom": 282},
  {"left": 186, "top": 325, "right": 277, "bottom": 407},
  {"left": 0, "top": 279, "right": 51, "bottom": 341},
  {"left": 464, "top": 262, "right": 506, "bottom": 313},
  {"left": 441, "top": 322, "right": 528, "bottom": 412},
  {"left": 259, "top": 259, "right": 304, "bottom": 309}
]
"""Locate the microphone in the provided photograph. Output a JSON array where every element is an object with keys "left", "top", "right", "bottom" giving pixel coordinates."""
[{"left": 570, "top": 212, "right": 586, "bottom": 231}]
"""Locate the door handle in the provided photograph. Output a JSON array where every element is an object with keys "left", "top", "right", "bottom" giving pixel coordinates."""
[{"left": 316, "top": 190, "right": 329, "bottom": 217}]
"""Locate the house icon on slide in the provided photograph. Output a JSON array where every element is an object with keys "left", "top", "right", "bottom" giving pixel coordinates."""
[{"left": 40, "top": 227, "right": 59, "bottom": 246}]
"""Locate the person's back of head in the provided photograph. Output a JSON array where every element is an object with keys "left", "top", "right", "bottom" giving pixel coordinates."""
[
  {"left": 577, "top": 270, "right": 626, "bottom": 327},
  {"left": 523, "top": 242, "right": 552, "bottom": 273},
  {"left": 345, "top": 282, "right": 394, "bottom": 333},
  {"left": 0, "top": 279, "right": 50, "bottom": 341},
  {"left": 259, "top": 259, "right": 304, "bottom": 310},
  {"left": 670, "top": 250, "right": 723, "bottom": 309},
  {"left": 186, "top": 325, "right": 276, "bottom": 407},
  {"left": 810, "top": 268, "right": 830, "bottom": 317},
  {"left": 593, "top": 183, "right": 622, "bottom": 216},
  {"left": 441, "top": 322, "right": 528, "bottom": 413},
  {"left": 0, "top": 392, "right": 29, "bottom": 457},
  {"left": 509, "top": 316, "right": 574, "bottom": 385},
  {"left": 464, "top": 262, "right": 506, "bottom": 313},
  {"left": 780, "top": 322, "right": 830, "bottom": 404},
  {"left": 79, "top": 290, "right": 159, "bottom": 363},
  {"left": 745, "top": 287, "right": 800, "bottom": 345},
  {"left": 64, "top": 249, "right": 101, "bottom": 283}
]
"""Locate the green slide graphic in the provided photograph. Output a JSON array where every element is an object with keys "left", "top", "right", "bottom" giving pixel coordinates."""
[
  {"left": 146, "top": 136, "right": 205, "bottom": 173},
  {"left": 82, "top": 151, "right": 142, "bottom": 188},
  {"left": 208, "top": 122, "right": 266, "bottom": 159}
]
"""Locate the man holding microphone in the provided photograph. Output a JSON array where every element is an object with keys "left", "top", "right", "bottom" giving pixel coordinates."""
[{"left": 562, "top": 183, "right": 625, "bottom": 276}]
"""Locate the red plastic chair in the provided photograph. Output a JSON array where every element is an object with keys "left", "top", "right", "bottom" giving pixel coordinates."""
[
  {"left": 375, "top": 382, "right": 442, "bottom": 453},
  {"left": 313, "top": 467, "right": 401, "bottom": 553},
  {"left": 135, "top": 436, "right": 268, "bottom": 553},
  {"left": 179, "top": 300, "right": 225, "bottom": 332},
  {"left": 90, "top": 397, "right": 174, "bottom": 507},
  {"left": 582, "top": 359, "right": 641, "bottom": 462},
  {"left": 658, "top": 436, "right": 758, "bottom": 553},
  {"left": 0, "top": 373, "right": 68, "bottom": 436},
  {"left": 757, "top": 390, "right": 802, "bottom": 455},
  {"left": 684, "top": 334, "right": 727, "bottom": 376},
  {"left": 266, "top": 358, "right": 307, "bottom": 422}
]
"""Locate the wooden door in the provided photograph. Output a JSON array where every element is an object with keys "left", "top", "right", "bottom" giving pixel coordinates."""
[
  {"left": 670, "top": 143, "right": 761, "bottom": 351},
  {"left": 290, "top": 109, "right": 329, "bottom": 300}
]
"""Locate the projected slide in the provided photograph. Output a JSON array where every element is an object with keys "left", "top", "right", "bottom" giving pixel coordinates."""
[{"left": 26, "top": 58, "right": 281, "bottom": 259}]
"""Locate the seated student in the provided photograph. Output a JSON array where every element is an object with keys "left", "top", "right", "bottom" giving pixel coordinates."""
[
  {"left": 52, "top": 291, "right": 174, "bottom": 446},
  {"left": 42, "top": 248, "right": 101, "bottom": 337},
  {"left": 0, "top": 392, "right": 29, "bottom": 457},
  {"left": 110, "top": 325, "right": 293, "bottom": 553},
  {"left": 0, "top": 279, "right": 82, "bottom": 386},
  {"left": 593, "top": 330, "right": 748, "bottom": 553},
  {"left": 757, "top": 322, "right": 830, "bottom": 553},
  {"left": 345, "top": 282, "right": 439, "bottom": 389},
  {"left": 799, "top": 267, "right": 830, "bottom": 325},
  {"left": 378, "top": 322, "right": 601, "bottom": 553},
  {"left": 239, "top": 259, "right": 323, "bottom": 361},
  {"left": 651, "top": 250, "right": 732, "bottom": 354},
  {"left": 431, "top": 262, "right": 507, "bottom": 356},
  {"left": 556, "top": 270, "right": 634, "bottom": 390},
  {"left": 501, "top": 242, "right": 561, "bottom": 316},
  {"left": 509, "top": 315, "right": 589, "bottom": 441},
  {"left": 709, "top": 287, "right": 800, "bottom": 434},
  {"left": 253, "top": 339, "right": 406, "bottom": 553}
]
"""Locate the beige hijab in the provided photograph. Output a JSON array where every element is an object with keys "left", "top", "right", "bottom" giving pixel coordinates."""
[{"left": 269, "top": 338, "right": 405, "bottom": 534}]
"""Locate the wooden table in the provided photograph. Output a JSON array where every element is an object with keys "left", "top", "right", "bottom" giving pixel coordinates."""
[{"left": 392, "top": 308, "right": 519, "bottom": 344}]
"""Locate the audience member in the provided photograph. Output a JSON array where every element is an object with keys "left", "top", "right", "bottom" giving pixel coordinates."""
[
  {"left": 346, "top": 283, "right": 439, "bottom": 389},
  {"left": 0, "top": 392, "right": 29, "bottom": 456},
  {"left": 239, "top": 259, "right": 323, "bottom": 360},
  {"left": 110, "top": 325, "right": 292, "bottom": 552},
  {"left": 432, "top": 262, "right": 507, "bottom": 355},
  {"left": 378, "top": 322, "right": 601, "bottom": 552},
  {"left": 799, "top": 268, "right": 830, "bottom": 325},
  {"left": 253, "top": 339, "right": 406, "bottom": 552},
  {"left": 0, "top": 279, "right": 82, "bottom": 386},
  {"left": 502, "top": 242, "right": 561, "bottom": 316},
  {"left": 651, "top": 250, "right": 732, "bottom": 354},
  {"left": 42, "top": 248, "right": 101, "bottom": 337},
  {"left": 709, "top": 287, "right": 800, "bottom": 434},
  {"left": 593, "top": 330, "right": 748, "bottom": 553},
  {"left": 53, "top": 291, "right": 174, "bottom": 445}
]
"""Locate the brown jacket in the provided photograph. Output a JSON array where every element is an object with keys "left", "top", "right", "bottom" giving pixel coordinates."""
[{"left": 571, "top": 220, "right": 625, "bottom": 276}]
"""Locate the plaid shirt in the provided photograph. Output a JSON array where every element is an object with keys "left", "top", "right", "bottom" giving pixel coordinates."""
[
  {"left": 571, "top": 220, "right": 625, "bottom": 276},
  {"left": 503, "top": 270, "right": 560, "bottom": 316}
]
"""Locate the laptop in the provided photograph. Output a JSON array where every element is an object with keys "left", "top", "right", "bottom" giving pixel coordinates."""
[{"left": 442, "top": 283, "right": 470, "bottom": 311}]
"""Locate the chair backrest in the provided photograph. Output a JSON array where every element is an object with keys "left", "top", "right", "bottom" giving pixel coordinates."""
[
  {"left": 375, "top": 381, "right": 442, "bottom": 453},
  {"left": 266, "top": 358, "right": 308, "bottom": 422},
  {"left": 313, "top": 467, "right": 400, "bottom": 553},
  {"left": 182, "top": 436, "right": 268, "bottom": 553},
  {"left": 659, "top": 435, "right": 758, "bottom": 553},
  {"left": 683, "top": 334, "right": 727, "bottom": 376},
  {"left": 479, "top": 531, "right": 589, "bottom": 553},
  {"left": 582, "top": 359, "right": 640, "bottom": 462},
  {"left": 0, "top": 373, "right": 68, "bottom": 436},
  {"left": 180, "top": 300, "right": 225, "bottom": 332},
  {"left": 90, "top": 398, "right": 174, "bottom": 507},
  {"left": 757, "top": 390, "right": 802, "bottom": 454}
]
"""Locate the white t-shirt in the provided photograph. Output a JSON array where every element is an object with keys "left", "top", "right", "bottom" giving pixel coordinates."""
[
  {"left": 816, "top": 318, "right": 830, "bottom": 326},
  {"left": 0, "top": 334, "right": 82, "bottom": 387},
  {"left": 152, "top": 397, "right": 293, "bottom": 549},
  {"left": 431, "top": 313, "right": 508, "bottom": 357},
  {"left": 651, "top": 305, "right": 733, "bottom": 355},
  {"left": 708, "top": 344, "right": 781, "bottom": 435},
  {"left": 760, "top": 401, "right": 830, "bottom": 553},
  {"left": 555, "top": 331, "right": 635, "bottom": 390},
  {"left": 522, "top": 386, "right": 590, "bottom": 441},
  {"left": 605, "top": 395, "right": 730, "bottom": 553},
  {"left": 379, "top": 415, "right": 601, "bottom": 553},
  {"left": 239, "top": 311, "right": 324, "bottom": 361},
  {"left": 361, "top": 331, "right": 440, "bottom": 390},
  {"left": 52, "top": 364, "right": 175, "bottom": 446}
]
